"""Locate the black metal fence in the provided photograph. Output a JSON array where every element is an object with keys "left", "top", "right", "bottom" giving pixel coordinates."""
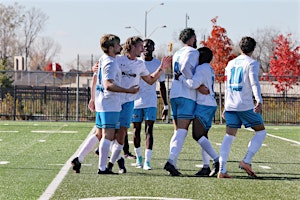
[{"left": 1, "top": 85, "right": 299, "bottom": 125}]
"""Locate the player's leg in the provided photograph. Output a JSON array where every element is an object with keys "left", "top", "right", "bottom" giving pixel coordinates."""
[
  {"left": 218, "top": 111, "right": 240, "bottom": 178},
  {"left": 239, "top": 110, "right": 266, "bottom": 177},
  {"left": 193, "top": 105, "right": 219, "bottom": 176},
  {"left": 164, "top": 98, "right": 195, "bottom": 176},
  {"left": 98, "top": 111, "right": 119, "bottom": 174},
  {"left": 132, "top": 108, "right": 143, "bottom": 167},
  {"left": 143, "top": 107, "right": 156, "bottom": 170}
]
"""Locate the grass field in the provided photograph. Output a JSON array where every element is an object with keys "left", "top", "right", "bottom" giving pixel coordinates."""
[{"left": 0, "top": 121, "right": 299, "bottom": 200}]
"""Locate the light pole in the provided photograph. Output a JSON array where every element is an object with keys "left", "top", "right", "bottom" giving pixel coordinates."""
[
  {"left": 185, "top": 13, "right": 189, "bottom": 28},
  {"left": 124, "top": 26, "right": 143, "bottom": 36},
  {"left": 145, "top": 2, "right": 164, "bottom": 38},
  {"left": 148, "top": 25, "right": 167, "bottom": 38}
]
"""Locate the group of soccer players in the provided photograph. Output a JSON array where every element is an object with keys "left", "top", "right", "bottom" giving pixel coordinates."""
[{"left": 72, "top": 27, "right": 266, "bottom": 179}]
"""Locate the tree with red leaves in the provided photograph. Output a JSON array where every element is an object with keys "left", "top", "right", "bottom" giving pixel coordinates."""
[
  {"left": 201, "top": 16, "right": 235, "bottom": 82},
  {"left": 269, "top": 34, "right": 300, "bottom": 93}
]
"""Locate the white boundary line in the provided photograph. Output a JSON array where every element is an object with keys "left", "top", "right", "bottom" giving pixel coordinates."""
[
  {"left": 38, "top": 126, "right": 96, "bottom": 200},
  {"left": 244, "top": 127, "right": 300, "bottom": 145}
]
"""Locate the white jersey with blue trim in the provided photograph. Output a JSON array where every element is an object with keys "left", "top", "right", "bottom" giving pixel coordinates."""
[
  {"left": 179, "top": 63, "right": 217, "bottom": 106},
  {"left": 134, "top": 58, "right": 164, "bottom": 109},
  {"left": 224, "top": 54, "right": 263, "bottom": 111},
  {"left": 170, "top": 46, "right": 199, "bottom": 101},
  {"left": 95, "top": 54, "right": 122, "bottom": 112},
  {"left": 116, "top": 55, "right": 150, "bottom": 104}
]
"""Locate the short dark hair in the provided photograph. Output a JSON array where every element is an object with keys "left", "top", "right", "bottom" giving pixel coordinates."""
[
  {"left": 179, "top": 28, "right": 196, "bottom": 44},
  {"left": 198, "top": 47, "right": 213, "bottom": 65},
  {"left": 143, "top": 38, "right": 155, "bottom": 46},
  {"left": 239, "top": 36, "right": 256, "bottom": 54}
]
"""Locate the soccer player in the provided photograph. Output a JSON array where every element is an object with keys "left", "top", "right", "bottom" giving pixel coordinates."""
[
  {"left": 95, "top": 34, "right": 140, "bottom": 174},
  {"left": 176, "top": 47, "right": 219, "bottom": 177},
  {"left": 106, "top": 36, "right": 172, "bottom": 173},
  {"left": 164, "top": 28, "right": 208, "bottom": 176},
  {"left": 218, "top": 36, "right": 267, "bottom": 178},
  {"left": 71, "top": 61, "right": 102, "bottom": 173},
  {"left": 132, "top": 39, "right": 169, "bottom": 170}
]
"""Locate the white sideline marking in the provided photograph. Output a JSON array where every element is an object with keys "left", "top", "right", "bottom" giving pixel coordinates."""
[
  {"left": 0, "top": 139, "right": 2, "bottom": 141},
  {"left": 0, "top": 131, "right": 19, "bottom": 133},
  {"left": 259, "top": 165, "right": 271, "bottom": 169},
  {"left": 31, "top": 130, "right": 78, "bottom": 133},
  {"left": 244, "top": 127, "right": 300, "bottom": 145},
  {"left": 81, "top": 197, "right": 193, "bottom": 200},
  {"left": 0, "top": 161, "right": 9, "bottom": 165},
  {"left": 38, "top": 126, "right": 96, "bottom": 200}
]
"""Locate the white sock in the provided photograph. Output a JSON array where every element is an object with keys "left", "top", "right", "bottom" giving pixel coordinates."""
[
  {"left": 77, "top": 134, "right": 99, "bottom": 163},
  {"left": 98, "top": 138, "right": 111, "bottom": 171},
  {"left": 134, "top": 147, "right": 142, "bottom": 158},
  {"left": 145, "top": 149, "right": 152, "bottom": 163},
  {"left": 109, "top": 141, "right": 123, "bottom": 164},
  {"left": 168, "top": 128, "right": 187, "bottom": 165},
  {"left": 219, "top": 134, "right": 235, "bottom": 174},
  {"left": 198, "top": 136, "right": 219, "bottom": 162},
  {"left": 243, "top": 130, "right": 267, "bottom": 164},
  {"left": 201, "top": 149, "right": 210, "bottom": 168}
]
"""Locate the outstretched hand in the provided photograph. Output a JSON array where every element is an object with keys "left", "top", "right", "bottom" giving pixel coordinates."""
[{"left": 160, "top": 56, "right": 172, "bottom": 70}]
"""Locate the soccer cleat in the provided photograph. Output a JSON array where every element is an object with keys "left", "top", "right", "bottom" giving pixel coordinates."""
[
  {"left": 143, "top": 162, "right": 152, "bottom": 170},
  {"left": 94, "top": 148, "right": 99, "bottom": 156},
  {"left": 117, "top": 157, "right": 127, "bottom": 174},
  {"left": 71, "top": 157, "right": 81, "bottom": 173},
  {"left": 124, "top": 152, "right": 136, "bottom": 159},
  {"left": 195, "top": 167, "right": 211, "bottom": 176},
  {"left": 239, "top": 161, "right": 257, "bottom": 178},
  {"left": 164, "top": 161, "right": 181, "bottom": 176},
  {"left": 98, "top": 168, "right": 117, "bottom": 175},
  {"left": 217, "top": 172, "right": 232, "bottom": 178},
  {"left": 209, "top": 162, "right": 220, "bottom": 177},
  {"left": 135, "top": 156, "right": 143, "bottom": 168},
  {"left": 106, "top": 162, "right": 114, "bottom": 172}
]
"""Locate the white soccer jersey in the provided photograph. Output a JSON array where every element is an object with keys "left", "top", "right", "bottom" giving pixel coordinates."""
[
  {"left": 224, "top": 54, "right": 263, "bottom": 111},
  {"left": 170, "top": 46, "right": 199, "bottom": 101},
  {"left": 179, "top": 63, "right": 217, "bottom": 106},
  {"left": 116, "top": 55, "right": 150, "bottom": 104},
  {"left": 95, "top": 54, "right": 122, "bottom": 112},
  {"left": 134, "top": 58, "right": 164, "bottom": 109}
]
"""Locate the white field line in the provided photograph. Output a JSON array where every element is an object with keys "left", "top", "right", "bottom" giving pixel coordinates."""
[
  {"left": 244, "top": 127, "right": 300, "bottom": 145},
  {"left": 38, "top": 126, "right": 96, "bottom": 200}
]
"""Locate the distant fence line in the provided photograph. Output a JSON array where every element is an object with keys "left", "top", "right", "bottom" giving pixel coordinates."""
[{"left": 0, "top": 71, "right": 299, "bottom": 124}]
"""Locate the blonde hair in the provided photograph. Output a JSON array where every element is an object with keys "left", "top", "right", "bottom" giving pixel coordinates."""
[
  {"left": 100, "top": 34, "right": 120, "bottom": 53},
  {"left": 122, "top": 36, "right": 143, "bottom": 53}
]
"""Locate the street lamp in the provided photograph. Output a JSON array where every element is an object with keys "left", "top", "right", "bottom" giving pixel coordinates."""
[
  {"left": 148, "top": 25, "right": 167, "bottom": 38},
  {"left": 124, "top": 26, "right": 143, "bottom": 36},
  {"left": 145, "top": 2, "right": 164, "bottom": 38}
]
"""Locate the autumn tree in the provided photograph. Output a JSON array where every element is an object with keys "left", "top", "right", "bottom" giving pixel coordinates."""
[
  {"left": 251, "top": 28, "right": 280, "bottom": 73},
  {"left": 269, "top": 34, "right": 300, "bottom": 94},
  {"left": 200, "top": 16, "right": 235, "bottom": 82}
]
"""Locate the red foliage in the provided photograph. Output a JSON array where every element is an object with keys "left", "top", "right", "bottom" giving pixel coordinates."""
[
  {"left": 269, "top": 34, "right": 300, "bottom": 93},
  {"left": 201, "top": 16, "right": 236, "bottom": 82}
]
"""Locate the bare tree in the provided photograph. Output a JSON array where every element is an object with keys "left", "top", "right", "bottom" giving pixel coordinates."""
[
  {"left": 0, "top": 2, "right": 24, "bottom": 65},
  {"left": 29, "top": 36, "right": 61, "bottom": 70},
  {"left": 251, "top": 28, "right": 280, "bottom": 73},
  {"left": 22, "top": 7, "right": 48, "bottom": 70}
]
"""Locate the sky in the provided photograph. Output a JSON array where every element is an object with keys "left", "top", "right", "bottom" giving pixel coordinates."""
[{"left": 2, "top": 0, "right": 300, "bottom": 69}]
